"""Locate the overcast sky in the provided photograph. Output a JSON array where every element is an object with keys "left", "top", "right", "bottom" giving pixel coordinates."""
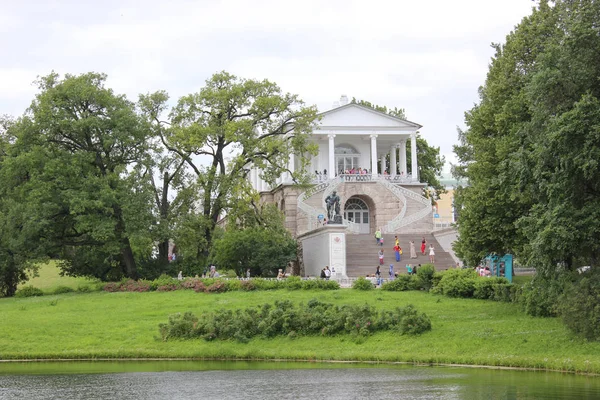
[{"left": 0, "top": 0, "right": 535, "bottom": 169}]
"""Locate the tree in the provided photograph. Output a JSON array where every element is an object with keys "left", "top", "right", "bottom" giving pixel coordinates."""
[
  {"left": 453, "top": 0, "right": 600, "bottom": 271},
  {"left": 0, "top": 116, "right": 41, "bottom": 296},
  {"left": 210, "top": 204, "right": 297, "bottom": 277},
  {"left": 161, "top": 72, "right": 319, "bottom": 262},
  {"left": 350, "top": 98, "right": 446, "bottom": 198},
  {"left": 8, "top": 72, "right": 154, "bottom": 281}
]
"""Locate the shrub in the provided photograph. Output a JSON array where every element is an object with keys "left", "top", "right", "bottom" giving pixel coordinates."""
[
  {"left": 53, "top": 286, "right": 75, "bottom": 295},
  {"left": 433, "top": 268, "right": 477, "bottom": 298},
  {"left": 415, "top": 264, "right": 436, "bottom": 291},
  {"left": 492, "top": 283, "right": 517, "bottom": 302},
  {"left": 473, "top": 277, "right": 509, "bottom": 300},
  {"left": 76, "top": 285, "right": 93, "bottom": 293},
  {"left": 15, "top": 286, "right": 44, "bottom": 298},
  {"left": 225, "top": 279, "right": 242, "bottom": 292},
  {"left": 396, "top": 305, "right": 432, "bottom": 335},
  {"left": 151, "top": 274, "right": 180, "bottom": 291},
  {"left": 352, "top": 277, "right": 374, "bottom": 290},
  {"left": 381, "top": 275, "right": 416, "bottom": 291},
  {"left": 205, "top": 280, "right": 228, "bottom": 293},
  {"left": 559, "top": 272, "right": 600, "bottom": 341},
  {"left": 120, "top": 279, "right": 151, "bottom": 292},
  {"left": 519, "top": 275, "right": 567, "bottom": 317},
  {"left": 158, "top": 299, "right": 431, "bottom": 342},
  {"left": 240, "top": 280, "right": 256, "bottom": 291},
  {"left": 103, "top": 282, "right": 120, "bottom": 292},
  {"left": 157, "top": 284, "right": 180, "bottom": 292},
  {"left": 431, "top": 271, "right": 444, "bottom": 289},
  {"left": 285, "top": 276, "right": 303, "bottom": 290},
  {"left": 252, "top": 278, "right": 285, "bottom": 291}
]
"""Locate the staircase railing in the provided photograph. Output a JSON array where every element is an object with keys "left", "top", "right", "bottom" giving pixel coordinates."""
[{"left": 376, "top": 178, "right": 431, "bottom": 233}]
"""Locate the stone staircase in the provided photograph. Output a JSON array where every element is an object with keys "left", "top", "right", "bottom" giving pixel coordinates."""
[{"left": 345, "top": 233, "right": 456, "bottom": 277}]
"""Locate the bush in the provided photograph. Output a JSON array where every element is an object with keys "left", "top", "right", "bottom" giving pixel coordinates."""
[
  {"left": 559, "top": 272, "right": 600, "bottom": 341},
  {"left": 473, "top": 277, "right": 509, "bottom": 300},
  {"left": 159, "top": 299, "right": 432, "bottom": 342},
  {"left": 519, "top": 275, "right": 567, "bottom": 317},
  {"left": 240, "top": 280, "right": 256, "bottom": 291},
  {"left": 381, "top": 275, "right": 416, "bottom": 291},
  {"left": 415, "top": 264, "right": 436, "bottom": 291},
  {"left": 53, "top": 286, "right": 75, "bottom": 295},
  {"left": 352, "top": 277, "right": 374, "bottom": 290},
  {"left": 151, "top": 274, "right": 180, "bottom": 291},
  {"left": 205, "top": 280, "right": 228, "bottom": 293},
  {"left": 225, "top": 279, "right": 242, "bottom": 291},
  {"left": 252, "top": 278, "right": 285, "bottom": 291},
  {"left": 285, "top": 276, "right": 303, "bottom": 290},
  {"left": 433, "top": 268, "right": 477, "bottom": 298},
  {"left": 431, "top": 271, "right": 444, "bottom": 289},
  {"left": 15, "top": 285, "right": 44, "bottom": 298}
]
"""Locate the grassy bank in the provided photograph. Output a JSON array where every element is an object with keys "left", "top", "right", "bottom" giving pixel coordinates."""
[
  {"left": 1, "top": 288, "right": 600, "bottom": 374},
  {"left": 18, "top": 261, "right": 100, "bottom": 293}
]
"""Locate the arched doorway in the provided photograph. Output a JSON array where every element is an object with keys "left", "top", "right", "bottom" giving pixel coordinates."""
[{"left": 344, "top": 197, "right": 370, "bottom": 234}]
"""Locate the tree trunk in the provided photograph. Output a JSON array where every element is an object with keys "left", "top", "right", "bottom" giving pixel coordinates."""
[{"left": 113, "top": 204, "right": 138, "bottom": 279}]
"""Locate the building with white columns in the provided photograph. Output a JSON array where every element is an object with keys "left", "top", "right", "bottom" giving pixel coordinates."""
[
  {"left": 251, "top": 98, "right": 438, "bottom": 277},
  {"left": 253, "top": 98, "right": 432, "bottom": 243}
]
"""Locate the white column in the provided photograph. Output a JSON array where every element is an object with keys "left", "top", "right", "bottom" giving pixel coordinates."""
[
  {"left": 287, "top": 153, "right": 295, "bottom": 182},
  {"left": 251, "top": 167, "right": 258, "bottom": 190},
  {"left": 380, "top": 154, "right": 386, "bottom": 175},
  {"left": 411, "top": 132, "right": 418, "bottom": 182},
  {"left": 390, "top": 145, "right": 397, "bottom": 177},
  {"left": 399, "top": 139, "right": 407, "bottom": 177},
  {"left": 370, "top": 134, "right": 378, "bottom": 175},
  {"left": 328, "top": 134, "right": 335, "bottom": 178}
]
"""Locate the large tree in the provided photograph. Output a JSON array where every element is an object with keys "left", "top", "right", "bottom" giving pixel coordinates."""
[
  {"left": 159, "top": 72, "right": 319, "bottom": 260},
  {"left": 7, "top": 72, "right": 154, "bottom": 280},
  {"left": 350, "top": 98, "right": 446, "bottom": 198},
  {"left": 453, "top": 0, "right": 600, "bottom": 270},
  {"left": 0, "top": 116, "right": 42, "bottom": 296}
]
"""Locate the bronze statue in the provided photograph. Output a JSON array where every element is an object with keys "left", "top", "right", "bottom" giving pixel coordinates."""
[{"left": 325, "top": 190, "right": 341, "bottom": 222}]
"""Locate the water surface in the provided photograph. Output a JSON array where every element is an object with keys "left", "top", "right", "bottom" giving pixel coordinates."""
[{"left": 0, "top": 361, "right": 598, "bottom": 399}]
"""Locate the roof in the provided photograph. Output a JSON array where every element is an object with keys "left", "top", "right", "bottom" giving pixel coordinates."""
[{"left": 317, "top": 103, "right": 423, "bottom": 130}]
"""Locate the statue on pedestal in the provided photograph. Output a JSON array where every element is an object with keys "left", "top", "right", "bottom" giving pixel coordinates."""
[{"left": 325, "top": 190, "right": 341, "bottom": 223}]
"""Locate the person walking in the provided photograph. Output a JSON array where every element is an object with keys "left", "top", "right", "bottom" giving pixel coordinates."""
[
  {"left": 393, "top": 243, "right": 401, "bottom": 262},
  {"left": 394, "top": 235, "right": 399, "bottom": 247},
  {"left": 378, "top": 249, "right": 384, "bottom": 265},
  {"left": 420, "top": 237, "right": 427, "bottom": 255},
  {"left": 375, "top": 265, "right": 382, "bottom": 286},
  {"left": 389, "top": 264, "right": 395, "bottom": 280},
  {"left": 324, "top": 266, "right": 331, "bottom": 280},
  {"left": 375, "top": 228, "right": 382, "bottom": 245},
  {"left": 429, "top": 244, "right": 435, "bottom": 264},
  {"left": 410, "top": 240, "right": 417, "bottom": 259}
]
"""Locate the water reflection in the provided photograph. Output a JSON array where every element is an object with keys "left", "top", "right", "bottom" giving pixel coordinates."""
[{"left": 0, "top": 362, "right": 598, "bottom": 400}]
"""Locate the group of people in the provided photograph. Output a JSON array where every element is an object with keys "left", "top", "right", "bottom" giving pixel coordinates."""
[
  {"left": 320, "top": 266, "right": 333, "bottom": 280},
  {"left": 374, "top": 230, "right": 436, "bottom": 265},
  {"left": 475, "top": 265, "right": 492, "bottom": 277}
]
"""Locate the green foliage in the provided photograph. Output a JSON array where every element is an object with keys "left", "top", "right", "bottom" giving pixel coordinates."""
[
  {"left": 519, "top": 275, "right": 569, "bottom": 317},
  {"left": 150, "top": 274, "right": 180, "bottom": 291},
  {"left": 210, "top": 223, "right": 297, "bottom": 278},
  {"left": 14, "top": 286, "right": 44, "bottom": 298},
  {"left": 381, "top": 275, "right": 417, "bottom": 291},
  {"left": 432, "top": 269, "right": 477, "bottom": 298},
  {"left": 158, "top": 299, "right": 431, "bottom": 342},
  {"left": 52, "top": 286, "right": 75, "bottom": 295},
  {"left": 415, "top": 264, "right": 436, "bottom": 291},
  {"left": 473, "top": 277, "right": 509, "bottom": 300},
  {"left": 453, "top": 0, "right": 600, "bottom": 273},
  {"left": 352, "top": 277, "right": 374, "bottom": 290},
  {"left": 559, "top": 270, "right": 600, "bottom": 341}
]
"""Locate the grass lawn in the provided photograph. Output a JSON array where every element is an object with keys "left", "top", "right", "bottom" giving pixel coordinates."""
[
  {"left": 18, "top": 261, "right": 100, "bottom": 293},
  {"left": 1, "top": 288, "right": 599, "bottom": 374}
]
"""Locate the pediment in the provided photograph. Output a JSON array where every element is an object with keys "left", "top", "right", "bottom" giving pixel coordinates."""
[{"left": 316, "top": 103, "right": 422, "bottom": 130}]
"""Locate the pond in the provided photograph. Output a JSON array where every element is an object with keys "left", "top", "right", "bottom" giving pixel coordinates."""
[{"left": 0, "top": 361, "right": 599, "bottom": 399}]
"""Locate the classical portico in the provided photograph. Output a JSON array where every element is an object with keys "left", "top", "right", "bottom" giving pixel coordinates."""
[{"left": 308, "top": 103, "right": 421, "bottom": 181}]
